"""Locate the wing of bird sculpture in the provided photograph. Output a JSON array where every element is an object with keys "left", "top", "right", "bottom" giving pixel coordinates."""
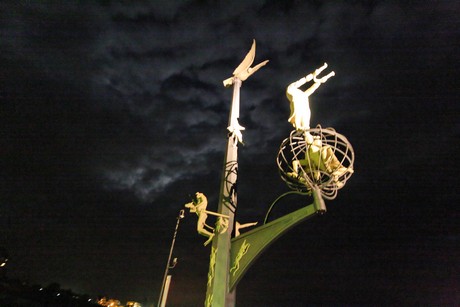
[
  {"left": 223, "top": 39, "right": 269, "bottom": 87},
  {"left": 232, "top": 39, "right": 256, "bottom": 76}
]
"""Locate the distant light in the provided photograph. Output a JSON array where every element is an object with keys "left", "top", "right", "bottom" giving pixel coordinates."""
[
  {"left": 0, "top": 258, "right": 8, "bottom": 267},
  {"left": 39, "top": 288, "right": 43, "bottom": 291},
  {"left": 57, "top": 293, "right": 61, "bottom": 296}
]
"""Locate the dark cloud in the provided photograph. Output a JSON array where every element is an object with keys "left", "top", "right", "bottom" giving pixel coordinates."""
[{"left": 1, "top": 0, "right": 459, "bottom": 305}]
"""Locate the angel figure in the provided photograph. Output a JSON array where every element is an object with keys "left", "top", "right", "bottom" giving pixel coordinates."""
[{"left": 286, "top": 63, "right": 335, "bottom": 131}]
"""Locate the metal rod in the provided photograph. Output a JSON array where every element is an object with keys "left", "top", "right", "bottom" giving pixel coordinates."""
[
  {"left": 157, "top": 210, "right": 184, "bottom": 307},
  {"left": 160, "top": 275, "right": 172, "bottom": 307}
]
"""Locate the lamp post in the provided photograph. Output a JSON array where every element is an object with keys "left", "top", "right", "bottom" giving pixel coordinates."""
[{"left": 157, "top": 209, "right": 185, "bottom": 307}]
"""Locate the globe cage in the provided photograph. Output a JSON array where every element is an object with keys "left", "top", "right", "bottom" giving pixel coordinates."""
[{"left": 277, "top": 126, "right": 354, "bottom": 200}]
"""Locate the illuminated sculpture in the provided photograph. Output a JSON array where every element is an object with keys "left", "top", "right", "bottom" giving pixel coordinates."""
[
  {"left": 286, "top": 62, "right": 335, "bottom": 132},
  {"left": 185, "top": 192, "right": 229, "bottom": 246},
  {"left": 223, "top": 39, "right": 269, "bottom": 144},
  {"left": 223, "top": 39, "right": 269, "bottom": 88},
  {"left": 289, "top": 132, "right": 354, "bottom": 189},
  {"left": 179, "top": 40, "right": 354, "bottom": 307},
  {"left": 281, "top": 64, "right": 354, "bottom": 197}
]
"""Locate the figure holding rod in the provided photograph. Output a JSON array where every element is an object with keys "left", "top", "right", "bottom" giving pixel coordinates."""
[{"left": 185, "top": 192, "right": 229, "bottom": 246}]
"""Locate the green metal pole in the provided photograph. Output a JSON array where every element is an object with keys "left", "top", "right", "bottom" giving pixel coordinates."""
[
  {"left": 204, "top": 40, "right": 268, "bottom": 306},
  {"left": 205, "top": 78, "right": 241, "bottom": 307},
  {"left": 229, "top": 187, "right": 326, "bottom": 291}
]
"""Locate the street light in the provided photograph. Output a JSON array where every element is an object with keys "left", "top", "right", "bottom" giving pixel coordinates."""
[{"left": 157, "top": 209, "right": 185, "bottom": 307}]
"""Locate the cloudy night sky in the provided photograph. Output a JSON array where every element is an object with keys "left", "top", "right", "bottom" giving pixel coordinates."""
[{"left": 1, "top": 1, "right": 459, "bottom": 306}]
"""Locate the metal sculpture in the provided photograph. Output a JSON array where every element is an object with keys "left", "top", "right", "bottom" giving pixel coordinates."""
[
  {"left": 203, "top": 40, "right": 268, "bottom": 307},
  {"left": 224, "top": 40, "right": 269, "bottom": 144},
  {"left": 185, "top": 192, "right": 229, "bottom": 246},
  {"left": 286, "top": 63, "right": 335, "bottom": 131},
  {"left": 182, "top": 40, "right": 354, "bottom": 307},
  {"left": 278, "top": 127, "right": 354, "bottom": 199},
  {"left": 282, "top": 65, "right": 354, "bottom": 199}
]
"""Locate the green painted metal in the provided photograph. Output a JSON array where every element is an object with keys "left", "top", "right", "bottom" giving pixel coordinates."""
[
  {"left": 229, "top": 187, "right": 325, "bottom": 291},
  {"left": 205, "top": 78, "right": 241, "bottom": 307}
]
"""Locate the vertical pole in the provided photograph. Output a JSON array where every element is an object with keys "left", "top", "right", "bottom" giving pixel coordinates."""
[
  {"left": 205, "top": 78, "right": 241, "bottom": 307},
  {"left": 160, "top": 275, "right": 172, "bottom": 307},
  {"left": 158, "top": 211, "right": 183, "bottom": 307}
]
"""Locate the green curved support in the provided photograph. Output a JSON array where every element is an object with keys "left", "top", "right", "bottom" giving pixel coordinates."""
[{"left": 229, "top": 187, "right": 325, "bottom": 291}]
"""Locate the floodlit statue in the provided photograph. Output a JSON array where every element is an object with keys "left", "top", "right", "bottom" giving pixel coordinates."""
[
  {"left": 286, "top": 63, "right": 335, "bottom": 131},
  {"left": 185, "top": 192, "right": 229, "bottom": 246},
  {"left": 285, "top": 63, "right": 353, "bottom": 186}
]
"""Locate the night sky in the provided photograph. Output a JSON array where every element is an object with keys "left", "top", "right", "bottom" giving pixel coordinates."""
[{"left": 1, "top": 1, "right": 459, "bottom": 306}]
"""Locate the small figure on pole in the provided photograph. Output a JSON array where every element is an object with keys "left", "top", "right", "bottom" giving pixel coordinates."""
[{"left": 185, "top": 192, "right": 229, "bottom": 246}]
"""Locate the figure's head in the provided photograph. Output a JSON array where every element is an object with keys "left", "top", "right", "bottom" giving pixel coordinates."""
[
  {"left": 305, "top": 74, "right": 314, "bottom": 82},
  {"left": 195, "top": 192, "right": 207, "bottom": 203}
]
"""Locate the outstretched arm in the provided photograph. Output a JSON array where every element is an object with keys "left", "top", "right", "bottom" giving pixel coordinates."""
[{"left": 185, "top": 202, "right": 196, "bottom": 213}]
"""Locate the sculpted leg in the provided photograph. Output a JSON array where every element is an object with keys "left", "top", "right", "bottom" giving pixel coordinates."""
[
  {"left": 314, "top": 62, "right": 328, "bottom": 77},
  {"left": 197, "top": 213, "right": 214, "bottom": 238},
  {"left": 235, "top": 221, "right": 258, "bottom": 237},
  {"left": 313, "top": 62, "right": 335, "bottom": 83},
  {"left": 315, "top": 71, "right": 335, "bottom": 83}
]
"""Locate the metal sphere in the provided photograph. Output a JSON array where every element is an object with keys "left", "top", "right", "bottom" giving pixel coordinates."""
[{"left": 277, "top": 126, "right": 354, "bottom": 200}]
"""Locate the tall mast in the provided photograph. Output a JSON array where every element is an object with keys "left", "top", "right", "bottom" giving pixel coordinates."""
[{"left": 205, "top": 40, "right": 268, "bottom": 307}]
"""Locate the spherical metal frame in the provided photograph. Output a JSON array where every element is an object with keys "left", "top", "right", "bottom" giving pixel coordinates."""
[{"left": 277, "top": 126, "right": 354, "bottom": 200}]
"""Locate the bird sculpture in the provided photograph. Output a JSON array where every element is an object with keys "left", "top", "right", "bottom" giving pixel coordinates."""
[{"left": 223, "top": 39, "right": 269, "bottom": 87}]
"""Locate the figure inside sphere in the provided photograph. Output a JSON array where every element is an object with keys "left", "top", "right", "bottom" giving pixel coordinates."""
[
  {"left": 286, "top": 63, "right": 335, "bottom": 131},
  {"left": 290, "top": 135, "right": 354, "bottom": 188}
]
